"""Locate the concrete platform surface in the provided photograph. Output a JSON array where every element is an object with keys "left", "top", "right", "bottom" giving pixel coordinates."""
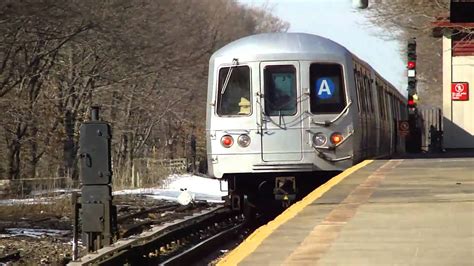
[{"left": 219, "top": 158, "right": 474, "bottom": 266}]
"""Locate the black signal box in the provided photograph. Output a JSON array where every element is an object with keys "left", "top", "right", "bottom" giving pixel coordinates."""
[{"left": 79, "top": 122, "right": 112, "bottom": 185}]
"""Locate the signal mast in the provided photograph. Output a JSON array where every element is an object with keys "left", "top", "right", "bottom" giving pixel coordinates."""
[
  {"left": 406, "top": 37, "right": 422, "bottom": 152},
  {"left": 407, "top": 38, "right": 418, "bottom": 111}
]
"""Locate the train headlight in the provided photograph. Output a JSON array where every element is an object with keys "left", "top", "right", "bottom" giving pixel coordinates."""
[
  {"left": 312, "top": 133, "right": 327, "bottom": 147},
  {"left": 237, "top": 134, "right": 251, "bottom": 147},
  {"left": 330, "top": 132, "right": 344, "bottom": 145},
  {"left": 221, "top": 135, "right": 234, "bottom": 148}
]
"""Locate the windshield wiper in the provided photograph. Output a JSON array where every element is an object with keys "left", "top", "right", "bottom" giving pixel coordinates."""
[{"left": 220, "top": 58, "right": 239, "bottom": 95}]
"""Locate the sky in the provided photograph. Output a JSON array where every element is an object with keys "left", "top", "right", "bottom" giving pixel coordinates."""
[{"left": 239, "top": 0, "right": 406, "bottom": 94}]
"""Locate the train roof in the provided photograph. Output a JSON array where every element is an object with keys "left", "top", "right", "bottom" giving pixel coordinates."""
[
  {"left": 211, "top": 33, "right": 351, "bottom": 62},
  {"left": 210, "top": 32, "right": 404, "bottom": 99}
]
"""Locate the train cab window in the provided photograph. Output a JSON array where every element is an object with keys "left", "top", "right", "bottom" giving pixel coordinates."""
[
  {"left": 263, "top": 65, "right": 297, "bottom": 116},
  {"left": 310, "top": 63, "right": 346, "bottom": 113},
  {"left": 217, "top": 66, "right": 251, "bottom": 116}
]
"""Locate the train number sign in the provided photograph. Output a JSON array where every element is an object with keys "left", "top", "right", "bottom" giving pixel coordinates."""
[{"left": 451, "top": 82, "right": 469, "bottom": 101}]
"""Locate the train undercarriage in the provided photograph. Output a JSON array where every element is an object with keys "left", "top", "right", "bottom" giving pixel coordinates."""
[{"left": 223, "top": 171, "right": 340, "bottom": 216}]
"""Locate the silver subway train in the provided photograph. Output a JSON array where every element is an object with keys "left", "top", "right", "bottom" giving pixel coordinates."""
[{"left": 206, "top": 33, "right": 406, "bottom": 211}]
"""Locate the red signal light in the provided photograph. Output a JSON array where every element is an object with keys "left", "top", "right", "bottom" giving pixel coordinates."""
[
  {"left": 408, "top": 99, "right": 415, "bottom": 106},
  {"left": 407, "top": 61, "right": 416, "bottom": 69}
]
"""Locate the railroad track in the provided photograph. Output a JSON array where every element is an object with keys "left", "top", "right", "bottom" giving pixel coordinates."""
[
  {"left": 159, "top": 217, "right": 244, "bottom": 265},
  {"left": 114, "top": 196, "right": 215, "bottom": 237},
  {"left": 69, "top": 205, "right": 243, "bottom": 265},
  {"left": 116, "top": 203, "right": 181, "bottom": 238},
  {"left": 0, "top": 251, "right": 21, "bottom": 263}
]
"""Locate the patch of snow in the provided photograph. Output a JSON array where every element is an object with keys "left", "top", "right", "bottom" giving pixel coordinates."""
[
  {"left": 4, "top": 228, "right": 70, "bottom": 238},
  {"left": 113, "top": 187, "right": 160, "bottom": 196},
  {"left": 30, "top": 188, "right": 80, "bottom": 196},
  {"left": 0, "top": 174, "right": 227, "bottom": 206},
  {"left": 114, "top": 174, "right": 227, "bottom": 203},
  {"left": 176, "top": 189, "right": 194, "bottom": 205},
  {"left": 0, "top": 197, "right": 56, "bottom": 206}
]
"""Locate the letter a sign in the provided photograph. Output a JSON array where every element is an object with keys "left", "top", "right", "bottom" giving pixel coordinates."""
[
  {"left": 316, "top": 78, "right": 336, "bottom": 99},
  {"left": 451, "top": 82, "right": 469, "bottom": 101}
]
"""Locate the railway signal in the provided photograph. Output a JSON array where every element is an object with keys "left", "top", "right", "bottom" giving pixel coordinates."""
[
  {"left": 407, "top": 38, "right": 417, "bottom": 98},
  {"left": 75, "top": 106, "right": 117, "bottom": 253},
  {"left": 406, "top": 38, "right": 422, "bottom": 153},
  {"left": 407, "top": 93, "right": 418, "bottom": 109}
]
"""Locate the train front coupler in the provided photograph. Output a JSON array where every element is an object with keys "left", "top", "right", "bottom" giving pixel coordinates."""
[{"left": 273, "top": 176, "right": 296, "bottom": 208}]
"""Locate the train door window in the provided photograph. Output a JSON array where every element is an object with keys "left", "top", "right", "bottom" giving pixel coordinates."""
[
  {"left": 395, "top": 97, "right": 400, "bottom": 119},
  {"left": 387, "top": 96, "right": 391, "bottom": 118},
  {"left": 364, "top": 76, "right": 373, "bottom": 113},
  {"left": 393, "top": 97, "right": 397, "bottom": 118},
  {"left": 375, "top": 82, "right": 380, "bottom": 117},
  {"left": 362, "top": 75, "right": 368, "bottom": 113},
  {"left": 264, "top": 65, "right": 297, "bottom": 116},
  {"left": 380, "top": 89, "right": 385, "bottom": 120},
  {"left": 356, "top": 71, "right": 365, "bottom": 114},
  {"left": 377, "top": 83, "right": 385, "bottom": 120},
  {"left": 310, "top": 63, "right": 346, "bottom": 114},
  {"left": 217, "top": 66, "right": 251, "bottom": 116},
  {"left": 389, "top": 94, "right": 393, "bottom": 117},
  {"left": 353, "top": 69, "right": 362, "bottom": 113},
  {"left": 360, "top": 74, "right": 368, "bottom": 115},
  {"left": 383, "top": 88, "right": 388, "bottom": 120}
]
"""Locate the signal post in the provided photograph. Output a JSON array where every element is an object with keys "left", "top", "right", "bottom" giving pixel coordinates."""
[
  {"left": 405, "top": 38, "right": 422, "bottom": 153},
  {"left": 72, "top": 106, "right": 117, "bottom": 259}
]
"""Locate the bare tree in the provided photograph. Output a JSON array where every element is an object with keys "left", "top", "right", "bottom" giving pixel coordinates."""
[
  {"left": 0, "top": 0, "right": 288, "bottom": 184},
  {"left": 0, "top": 0, "right": 91, "bottom": 179}
]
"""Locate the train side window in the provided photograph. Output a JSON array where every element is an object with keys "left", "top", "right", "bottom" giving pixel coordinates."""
[
  {"left": 217, "top": 66, "right": 251, "bottom": 116},
  {"left": 310, "top": 63, "right": 346, "bottom": 114},
  {"left": 264, "top": 65, "right": 297, "bottom": 116}
]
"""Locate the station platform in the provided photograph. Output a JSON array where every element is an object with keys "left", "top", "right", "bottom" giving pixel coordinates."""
[{"left": 218, "top": 155, "right": 474, "bottom": 265}]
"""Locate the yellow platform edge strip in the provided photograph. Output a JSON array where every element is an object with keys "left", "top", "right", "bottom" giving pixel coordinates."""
[{"left": 217, "top": 159, "right": 374, "bottom": 266}]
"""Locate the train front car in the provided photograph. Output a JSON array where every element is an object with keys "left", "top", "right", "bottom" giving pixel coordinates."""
[{"left": 206, "top": 33, "right": 358, "bottom": 212}]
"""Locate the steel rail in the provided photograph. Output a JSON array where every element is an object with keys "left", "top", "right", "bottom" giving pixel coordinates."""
[
  {"left": 159, "top": 222, "right": 244, "bottom": 265},
  {"left": 116, "top": 203, "right": 179, "bottom": 223},
  {"left": 0, "top": 250, "right": 21, "bottom": 263},
  {"left": 68, "top": 206, "right": 231, "bottom": 266}
]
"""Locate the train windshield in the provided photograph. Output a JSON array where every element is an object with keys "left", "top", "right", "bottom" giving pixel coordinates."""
[
  {"left": 263, "top": 65, "right": 297, "bottom": 116},
  {"left": 310, "top": 63, "right": 346, "bottom": 113},
  {"left": 217, "top": 66, "right": 251, "bottom": 116}
]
